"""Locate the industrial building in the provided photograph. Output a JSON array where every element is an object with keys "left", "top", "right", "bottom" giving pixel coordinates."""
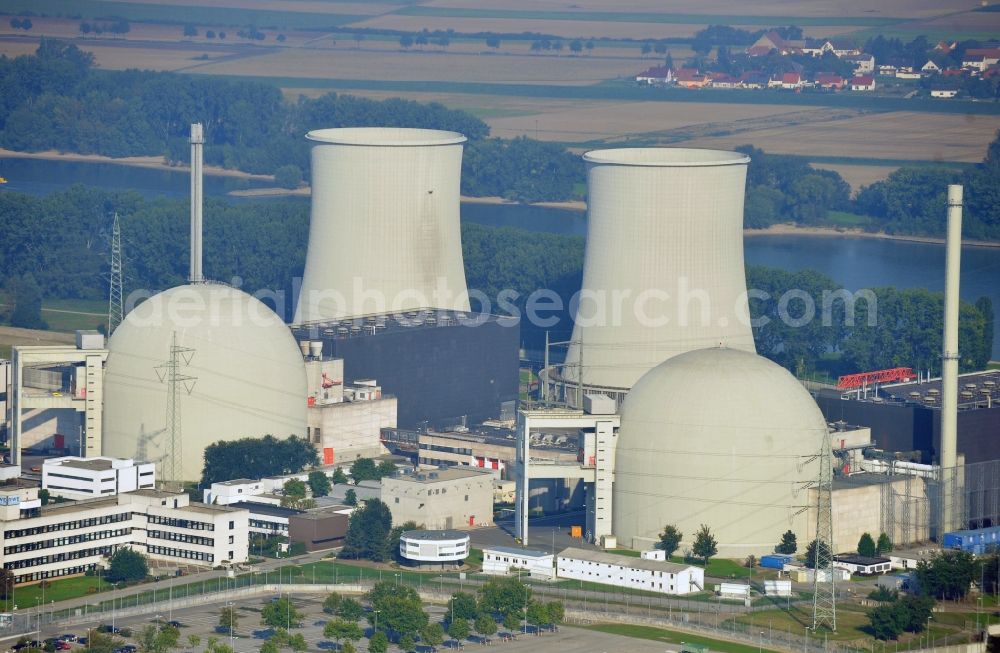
[
  {"left": 42, "top": 456, "right": 155, "bottom": 500},
  {"left": 381, "top": 467, "right": 494, "bottom": 530},
  {"left": 399, "top": 529, "right": 470, "bottom": 568},
  {"left": 287, "top": 508, "right": 350, "bottom": 552},
  {"left": 293, "top": 128, "right": 471, "bottom": 324},
  {"left": 293, "top": 310, "right": 518, "bottom": 429},
  {"left": 8, "top": 330, "right": 108, "bottom": 464},
  {"left": 0, "top": 485, "right": 249, "bottom": 584},
  {"left": 304, "top": 356, "right": 395, "bottom": 464},
  {"left": 556, "top": 547, "right": 704, "bottom": 595},
  {"left": 102, "top": 125, "right": 308, "bottom": 483},
  {"left": 554, "top": 148, "right": 757, "bottom": 405}
]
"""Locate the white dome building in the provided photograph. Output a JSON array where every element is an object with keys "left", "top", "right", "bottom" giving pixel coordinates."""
[
  {"left": 612, "top": 347, "right": 825, "bottom": 557},
  {"left": 103, "top": 283, "right": 307, "bottom": 482}
]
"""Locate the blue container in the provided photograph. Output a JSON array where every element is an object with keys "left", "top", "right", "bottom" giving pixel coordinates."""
[{"left": 760, "top": 554, "right": 792, "bottom": 569}]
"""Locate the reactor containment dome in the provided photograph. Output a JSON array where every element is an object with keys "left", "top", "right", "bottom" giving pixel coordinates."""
[
  {"left": 294, "top": 127, "right": 471, "bottom": 324},
  {"left": 612, "top": 347, "right": 825, "bottom": 557},
  {"left": 563, "top": 148, "right": 756, "bottom": 397},
  {"left": 103, "top": 284, "right": 307, "bottom": 481}
]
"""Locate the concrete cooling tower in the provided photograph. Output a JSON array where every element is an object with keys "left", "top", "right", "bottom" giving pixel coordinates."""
[
  {"left": 612, "top": 347, "right": 826, "bottom": 557},
  {"left": 562, "top": 148, "right": 756, "bottom": 399},
  {"left": 294, "top": 127, "right": 471, "bottom": 324},
  {"left": 103, "top": 284, "right": 308, "bottom": 482}
]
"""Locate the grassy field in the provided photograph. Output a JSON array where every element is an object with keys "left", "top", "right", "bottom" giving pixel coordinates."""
[
  {"left": 826, "top": 211, "right": 874, "bottom": 227},
  {"left": 0, "top": 0, "right": 369, "bottom": 29},
  {"left": 584, "top": 623, "right": 782, "bottom": 653},
  {"left": 13, "top": 575, "right": 107, "bottom": 607},
  {"left": 392, "top": 6, "right": 906, "bottom": 26}
]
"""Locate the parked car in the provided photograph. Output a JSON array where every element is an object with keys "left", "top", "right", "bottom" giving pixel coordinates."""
[
  {"left": 77, "top": 638, "right": 89, "bottom": 646},
  {"left": 59, "top": 635, "right": 77, "bottom": 642},
  {"left": 166, "top": 621, "right": 183, "bottom": 629},
  {"left": 55, "top": 641, "right": 72, "bottom": 650},
  {"left": 115, "top": 645, "right": 137, "bottom": 653}
]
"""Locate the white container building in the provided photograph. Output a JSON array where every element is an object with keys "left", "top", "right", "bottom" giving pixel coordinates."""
[
  {"left": 482, "top": 546, "right": 555, "bottom": 580},
  {"left": 556, "top": 546, "right": 704, "bottom": 595}
]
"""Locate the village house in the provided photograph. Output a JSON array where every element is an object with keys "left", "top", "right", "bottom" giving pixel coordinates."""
[
  {"left": 746, "top": 31, "right": 800, "bottom": 57},
  {"left": 843, "top": 54, "right": 876, "bottom": 75},
  {"left": 673, "top": 68, "right": 710, "bottom": 88},
  {"left": 814, "top": 73, "right": 845, "bottom": 90},
  {"left": 635, "top": 66, "right": 674, "bottom": 84},
  {"left": 849, "top": 75, "right": 876, "bottom": 91}
]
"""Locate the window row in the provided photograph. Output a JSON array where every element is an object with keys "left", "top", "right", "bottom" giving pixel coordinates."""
[
  {"left": 146, "top": 545, "right": 214, "bottom": 563},
  {"left": 147, "top": 515, "right": 214, "bottom": 531},
  {"left": 4, "top": 528, "right": 131, "bottom": 555},
  {"left": 5, "top": 545, "right": 113, "bottom": 570},
  {"left": 5, "top": 512, "right": 131, "bottom": 539},
  {"left": 148, "top": 530, "right": 214, "bottom": 548}
]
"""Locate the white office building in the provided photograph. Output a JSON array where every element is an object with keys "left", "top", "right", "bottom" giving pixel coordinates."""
[
  {"left": 482, "top": 546, "right": 554, "bottom": 580},
  {"left": 398, "top": 530, "right": 469, "bottom": 569},
  {"left": 42, "top": 456, "right": 155, "bottom": 500},
  {"left": 556, "top": 547, "right": 704, "bottom": 595},
  {"left": 0, "top": 486, "right": 249, "bottom": 584}
]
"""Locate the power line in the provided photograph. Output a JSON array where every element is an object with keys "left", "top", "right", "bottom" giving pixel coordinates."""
[
  {"left": 108, "top": 212, "right": 124, "bottom": 335},
  {"left": 155, "top": 332, "right": 196, "bottom": 485}
]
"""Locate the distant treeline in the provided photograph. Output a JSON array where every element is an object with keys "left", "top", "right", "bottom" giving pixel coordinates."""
[
  {"left": 0, "top": 186, "right": 992, "bottom": 375},
  {"left": 0, "top": 40, "right": 581, "bottom": 203},
  {"left": 2, "top": 41, "right": 999, "bottom": 238}
]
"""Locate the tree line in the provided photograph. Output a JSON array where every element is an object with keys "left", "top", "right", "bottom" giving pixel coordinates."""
[
  {"left": 1, "top": 186, "right": 993, "bottom": 377},
  {"left": 0, "top": 41, "right": 578, "bottom": 203}
]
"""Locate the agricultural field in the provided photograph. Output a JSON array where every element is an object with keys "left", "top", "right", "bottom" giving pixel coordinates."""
[
  {"left": 189, "top": 46, "right": 644, "bottom": 85},
  {"left": 814, "top": 164, "right": 901, "bottom": 191},
  {"left": 683, "top": 111, "right": 1000, "bottom": 164}
]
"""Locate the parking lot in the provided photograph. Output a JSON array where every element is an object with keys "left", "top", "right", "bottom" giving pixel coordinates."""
[{"left": 21, "top": 592, "right": 675, "bottom": 653}]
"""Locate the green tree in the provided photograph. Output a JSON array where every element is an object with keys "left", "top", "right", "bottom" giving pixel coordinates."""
[
  {"left": 692, "top": 524, "right": 718, "bottom": 566},
  {"left": 38, "top": 489, "right": 50, "bottom": 506},
  {"left": 341, "top": 499, "right": 393, "bottom": 560},
  {"left": 106, "top": 548, "right": 148, "bottom": 583},
  {"left": 259, "top": 642, "right": 278, "bottom": 653},
  {"left": 502, "top": 612, "right": 520, "bottom": 632},
  {"left": 421, "top": 623, "right": 445, "bottom": 648},
  {"left": 287, "top": 633, "right": 307, "bottom": 652},
  {"left": 349, "top": 458, "right": 378, "bottom": 482},
  {"left": 478, "top": 576, "right": 531, "bottom": 618},
  {"left": 447, "top": 618, "right": 470, "bottom": 643},
  {"left": 202, "top": 436, "right": 317, "bottom": 486},
  {"left": 274, "top": 165, "right": 302, "bottom": 190},
  {"left": 545, "top": 601, "right": 564, "bottom": 630},
  {"left": 658, "top": 524, "right": 682, "bottom": 558},
  {"left": 186, "top": 635, "right": 200, "bottom": 649},
  {"left": 914, "top": 550, "right": 977, "bottom": 600},
  {"left": 368, "top": 631, "right": 388, "bottom": 653},
  {"left": 331, "top": 468, "right": 348, "bottom": 485},
  {"left": 805, "top": 539, "right": 832, "bottom": 569},
  {"left": 322, "top": 592, "right": 341, "bottom": 614},
  {"left": 399, "top": 634, "right": 415, "bottom": 651},
  {"left": 0, "top": 569, "right": 12, "bottom": 600},
  {"left": 525, "top": 602, "right": 549, "bottom": 630},
  {"left": 474, "top": 613, "right": 498, "bottom": 640},
  {"left": 308, "top": 471, "right": 331, "bottom": 498},
  {"left": 399, "top": 34, "right": 414, "bottom": 49},
  {"left": 137, "top": 624, "right": 179, "bottom": 653},
  {"left": 858, "top": 532, "right": 877, "bottom": 557},
  {"left": 341, "top": 643, "right": 356, "bottom": 653},
  {"left": 366, "top": 582, "right": 427, "bottom": 640},
  {"left": 877, "top": 533, "right": 893, "bottom": 555},
  {"left": 448, "top": 592, "right": 479, "bottom": 621},
  {"left": 8, "top": 274, "right": 47, "bottom": 330},
  {"left": 344, "top": 489, "right": 357, "bottom": 506},
  {"left": 83, "top": 631, "right": 124, "bottom": 653},
  {"left": 262, "top": 597, "right": 302, "bottom": 629},
  {"left": 338, "top": 597, "right": 364, "bottom": 622},
  {"left": 183, "top": 25, "right": 197, "bottom": 37},
  {"left": 218, "top": 606, "right": 237, "bottom": 633},
  {"left": 776, "top": 530, "right": 797, "bottom": 554},
  {"left": 283, "top": 478, "right": 306, "bottom": 499},
  {"left": 570, "top": 40, "right": 583, "bottom": 53},
  {"left": 323, "top": 619, "right": 362, "bottom": 646},
  {"left": 869, "top": 602, "right": 905, "bottom": 640}
]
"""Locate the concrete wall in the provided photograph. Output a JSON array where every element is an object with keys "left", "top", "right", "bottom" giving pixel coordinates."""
[
  {"left": 289, "top": 512, "right": 349, "bottom": 552},
  {"left": 310, "top": 396, "right": 396, "bottom": 464}
]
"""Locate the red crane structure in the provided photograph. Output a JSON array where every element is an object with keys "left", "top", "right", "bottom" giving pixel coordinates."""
[{"left": 836, "top": 367, "right": 915, "bottom": 390}]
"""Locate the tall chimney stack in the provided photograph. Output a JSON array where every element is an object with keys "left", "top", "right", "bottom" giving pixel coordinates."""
[
  {"left": 189, "top": 123, "right": 204, "bottom": 283},
  {"left": 940, "top": 184, "right": 962, "bottom": 532}
]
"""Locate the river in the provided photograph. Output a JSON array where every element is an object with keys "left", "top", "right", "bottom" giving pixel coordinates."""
[{"left": 2, "top": 155, "right": 998, "bottom": 357}]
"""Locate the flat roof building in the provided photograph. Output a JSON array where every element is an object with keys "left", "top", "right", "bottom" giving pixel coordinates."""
[
  {"left": 399, "top": 529, "right": 470, "bottom": 568},
  {"left": 482, "top": 546, "right": 554, "bottom": 579},
  {"left": 42, "top": 456, "right": 155, "bottom": 500},
  {"left": 381, "top": 467, "right": 493, "bottom": 530}
]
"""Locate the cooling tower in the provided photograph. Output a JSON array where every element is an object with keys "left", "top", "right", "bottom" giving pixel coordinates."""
[
  {"left": 562, "top": 148, "right": 756, "bottom": 395},
  {"left": 293, "top": 127, "right": 471, "bottom": 324}
]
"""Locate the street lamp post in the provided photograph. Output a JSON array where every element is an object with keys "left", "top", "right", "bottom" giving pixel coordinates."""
[
  {"left": 227, "top": 601, "right": 235, "bottom": 652},
  {"left": 760, "top": 631, "right": 764, "bottom": 653}
]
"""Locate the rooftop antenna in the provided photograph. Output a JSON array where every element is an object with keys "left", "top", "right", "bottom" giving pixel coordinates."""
[
  {"left": 107, "top": 212, "right": 124, "bottom": 334},
  {"left": 189, "top": 122, "right": 204, "bottom": 283}
]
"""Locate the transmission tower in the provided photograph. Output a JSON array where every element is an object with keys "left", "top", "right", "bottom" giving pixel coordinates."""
[
  {"left": 107, "top": 212, "right": 124, "bottom": 335},
  {"left": 812, "top": 426, "right": 837, "bottom": 632},
  {"left": 155, "top": 332, "right": 196, "bottom": 485}
]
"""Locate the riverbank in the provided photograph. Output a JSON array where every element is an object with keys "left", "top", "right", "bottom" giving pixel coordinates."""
[{"left": 3, "top": 148, "right": 999, "bottom": 247}]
